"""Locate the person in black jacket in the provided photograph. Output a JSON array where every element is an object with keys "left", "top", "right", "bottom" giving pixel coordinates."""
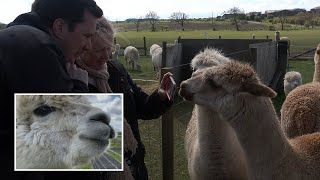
[
  {"left": 76, "top": 17, "right": 173, "bottom": 180},
  {"left": 0, "top": 0, "right": 103, "bottom": 179}
]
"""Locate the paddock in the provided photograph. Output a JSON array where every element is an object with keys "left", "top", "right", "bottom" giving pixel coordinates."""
[{"left": 116, "top": 38, "right": 314, "bottom": 180}]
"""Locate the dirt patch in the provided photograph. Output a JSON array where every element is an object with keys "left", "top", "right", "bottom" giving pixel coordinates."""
[{"left": 137, "top": 81, "right": 160, "bottom": 94}]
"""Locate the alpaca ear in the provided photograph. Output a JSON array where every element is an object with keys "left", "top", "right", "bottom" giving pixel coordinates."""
[{"left": 240, "top": 82, "right": 277, "bottom": 98}]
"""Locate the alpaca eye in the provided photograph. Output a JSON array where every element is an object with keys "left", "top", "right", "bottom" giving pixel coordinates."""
[
  {"left": 208, "top": 79, "right": 220, "bottom": 89},
  {"left": 33, "top": 105, "right": 56, "bottom": 117}
]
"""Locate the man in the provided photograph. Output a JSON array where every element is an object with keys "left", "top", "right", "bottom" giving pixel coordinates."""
[{"left": 0, "top": 0, "right": 103, "bottom": 178}]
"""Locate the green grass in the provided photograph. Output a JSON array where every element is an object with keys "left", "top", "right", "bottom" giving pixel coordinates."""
[
  {"left": 288, "top": 59, "right": 315, "bottom": 83},
  {"left": 115, "top": 30, "right": 320, "bottom": 53}
]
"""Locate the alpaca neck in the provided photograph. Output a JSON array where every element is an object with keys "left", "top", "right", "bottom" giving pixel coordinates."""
[
  {"left": 313, "top": 55, "right": 320, "bottom": 82},
  {"left": 226, "top": 96, "right": 293, "bottom": 178},
  {"left": 196, "top": 105, "right": 247, "bottom": 179}
]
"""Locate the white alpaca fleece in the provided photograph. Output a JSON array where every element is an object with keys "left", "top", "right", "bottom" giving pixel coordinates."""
[
  {"left": 149, "top": 44, "right": 161, "bottom": 56},
  {"left": 16, "top": 95, "right": 115, "bottom": 169},
  {"left": 191, "top": 48, "right": 231, "bottom": 71},
  {"left": 183, "top": 48, "right": 248, "bottom": 180},
  {"left": 283, "top": 71, "right": 302, "bottom": 96},
  {"left": 124, "top": 46, "right": 140, "bottom": 70}
]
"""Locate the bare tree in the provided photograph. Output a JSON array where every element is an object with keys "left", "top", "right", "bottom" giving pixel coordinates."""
[
  {"left": 133, "top": 16, "right": 143, "bottom": 32},
  {"left": 145, "top": 11, "right": 160, "bottom": 32},
  {"left": 278, "top": 10, "right": 289, "bottom": 30},
  {"left": 224, "top": 7, "right": 245, "bottom": 31},
  {"left": 169, "top": 12, "right": 188, "bottom": 31}
]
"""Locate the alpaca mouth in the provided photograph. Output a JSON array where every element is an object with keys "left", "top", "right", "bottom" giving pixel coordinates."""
[
  {"left": 79, "top": 134, "right": 110, "bottom": 145},
  {"left": 79, "top": 125, "right": 115, "bottom": 142},
  {"left": 179, "top": 88, "right": 194, "bottom": 101}
]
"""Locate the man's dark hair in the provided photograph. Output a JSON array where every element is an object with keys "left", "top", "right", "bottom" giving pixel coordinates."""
[{"left": 31, "top": 0, "right": 103, "bottom": 31}]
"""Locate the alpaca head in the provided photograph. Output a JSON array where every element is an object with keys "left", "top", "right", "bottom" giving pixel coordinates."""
[
  {"left": 283, "top": 71, "right": 302, "bottom": 96},
  {"left": 16, "top": 95, "right": 116, "bottom": 169},
  {"left": 115, "top": 44, "right": 120, "bottom": 51},
  {"left": 191, "top": 48, "right": 230, "bottom": 71},
  {"left": 179, "top": 60, "right": 276, "bottom": 116}
]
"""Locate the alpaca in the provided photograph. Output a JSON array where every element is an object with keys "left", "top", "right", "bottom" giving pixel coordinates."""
[
  {"left": 283, "top": 71, "right": 302, "bottom": 96},
  {"left": 179, "top": 60, "right": 320, "bottom": 179},
  {"left": 184, "top": 48, "right": 248, "bottom": 180},
  {"left": 112, "top": 43, "right": 120, "bottom": 61},
  {"left": 281, "top": 44, "right": 320, "bottom": 138},
  {"left": 16, "top": 95, "right": 116, "bottom": 169},
  {"left": 124, "top": 46, "right": 140, "bottom": 71},
  {"left": 281, "top": 82, "right": 320, "bottom": 138},
  {"left": 149, "top": 44, "right": 161, "bottom": 57},
  {"left": 150, "top": 44, "right": 162, "bottom": 79},
  {"left": 313, "top": 44, "right": 320, "bottom": 82}
]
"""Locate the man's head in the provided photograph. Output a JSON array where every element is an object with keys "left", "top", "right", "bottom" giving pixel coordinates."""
[
  {"left": 32, "top": 0, "right": 103, "bottom": 62},
  {"left": 81, "top": 17, "right": 115, "bottom": 71}
]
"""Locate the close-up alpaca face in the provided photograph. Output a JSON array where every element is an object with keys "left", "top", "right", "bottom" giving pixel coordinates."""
[
  {"left": 16, "top": 95, "right": 116, "bottom": 169},
  {"left": 179, "top": 67, "right": 230, "bottom": 109}
]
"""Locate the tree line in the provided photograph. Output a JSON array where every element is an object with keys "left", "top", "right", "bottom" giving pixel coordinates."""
[{"left": 122, "top": 7, "right": 320, "bottom": 32}]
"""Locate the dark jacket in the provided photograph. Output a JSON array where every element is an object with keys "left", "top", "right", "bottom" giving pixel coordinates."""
[
  {"left": 0, "top": 12, "right": 88, "bottom": 179},
  {"left": 88, "top": 59, "right": 172, "bottom": 179}
]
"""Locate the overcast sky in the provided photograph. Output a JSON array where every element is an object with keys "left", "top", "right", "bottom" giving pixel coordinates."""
[
  {"left": 0, "top": 0, "right": 319, "bottom": 24},
  {"left": 86, "top": 94, "right": 123, "bottom": 133}
]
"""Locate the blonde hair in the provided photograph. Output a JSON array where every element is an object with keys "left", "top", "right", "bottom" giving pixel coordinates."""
[{"left": 94, "top": 16, "right": 114, "bottom": 48}]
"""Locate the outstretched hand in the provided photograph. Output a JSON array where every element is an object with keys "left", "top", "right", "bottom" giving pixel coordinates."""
[
  {"left": 66, "top": 62, "right": 88, "bottom": 85},
  {"left": 158, "top": 72, "right": 174, "bottom": 101}
]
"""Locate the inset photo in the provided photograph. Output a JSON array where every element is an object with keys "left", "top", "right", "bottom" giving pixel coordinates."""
[{"left": 14, "top": 94, "right": 123, "bottom": 171}]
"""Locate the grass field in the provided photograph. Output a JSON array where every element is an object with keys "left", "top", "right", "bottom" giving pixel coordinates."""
[
  {"left": 114, "top": 30, "right": 316, "bottom": 179},
  {"left": 115, "top": 29, "right": 320, "bottom": 56}
]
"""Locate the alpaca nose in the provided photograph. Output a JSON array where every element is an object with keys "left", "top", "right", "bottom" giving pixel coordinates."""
[{"left": 89, "top": 112, "right": 110, "bottom": 125}]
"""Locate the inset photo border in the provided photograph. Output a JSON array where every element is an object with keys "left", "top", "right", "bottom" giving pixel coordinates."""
[{"left": 14, "top": 93, "right": 124, "bottom": 171}]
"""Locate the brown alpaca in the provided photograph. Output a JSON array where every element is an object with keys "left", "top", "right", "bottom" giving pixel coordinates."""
[
  {"left": 180, "top": 60, "right": 320, "bottom": 179},
  {"left": 281, "top": 44, "right": 320, "bottom": 138}
]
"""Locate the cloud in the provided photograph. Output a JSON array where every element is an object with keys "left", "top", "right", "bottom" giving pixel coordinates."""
[
  {"left": 86, "top": 94, "right": 123, "bottom": 133},
  {"left": 0, "top": 0, "right": 318, "bottom": 23}
]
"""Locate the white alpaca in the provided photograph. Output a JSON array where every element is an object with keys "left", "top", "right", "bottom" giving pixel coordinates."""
[
  {"left": 184, "top": 48, "right": 248, "bottom": 180},
  {"left": 149, "top": 44, "right": 161, "bottom": 56},
  {"left": 283, "top": 71, "right": 302, "bottom": 96},
  {"left": 112, "top": 43, "right": 120, "bottom": 61},
  {"left": 124, "top": 46, "right": 140, "bottom": 71},
  {"left": 150, "top": 44, "right": 162, "bottom": 79},
  {"left": 281, "top": 44, "right": 320, "bottom": 138},
  {"left": 16, "top": 95, "right": 116, "bottom": 169},
  {"left": 180, "top": 57, "right": 320, "bottom": 179}
]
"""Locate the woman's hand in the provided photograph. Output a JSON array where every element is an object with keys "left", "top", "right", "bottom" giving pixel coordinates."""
[{"left": 158, "top": 72, "right": 174, "bottom": 101}]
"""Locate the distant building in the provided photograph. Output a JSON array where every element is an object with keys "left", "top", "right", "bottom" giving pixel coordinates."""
[
  {"left": 246, "top": 12, "right": 262, "bottom": 17},
  {"left": 310, "top": 6, "right": 320, "bottom": 14},
  {"left": 222, "top": 13, "right": 246, "bottom": 19},
  {"left": 265, "top": 8, "right": 306, "bottom": 17},
  {"left": 222, "top": 13, "right": 234, "bottom": 19}
]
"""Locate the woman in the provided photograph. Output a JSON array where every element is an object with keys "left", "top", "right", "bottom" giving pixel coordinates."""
[{"left": 76, "top": 17, "right": 173, "bottom": 180}]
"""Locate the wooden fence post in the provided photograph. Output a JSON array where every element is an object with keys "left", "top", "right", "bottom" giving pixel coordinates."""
[
  {"left": 160, "top": 41, "right": 174, "bottom": 180},
  {"left": 143, "top": 37, "right": 147, "bottom": 56},
  {"left": 114, "top": 37, "right": 117, "bottom": 45},
  {"left": 270, "top": 40, "right": 288, "bottom": 94}
]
